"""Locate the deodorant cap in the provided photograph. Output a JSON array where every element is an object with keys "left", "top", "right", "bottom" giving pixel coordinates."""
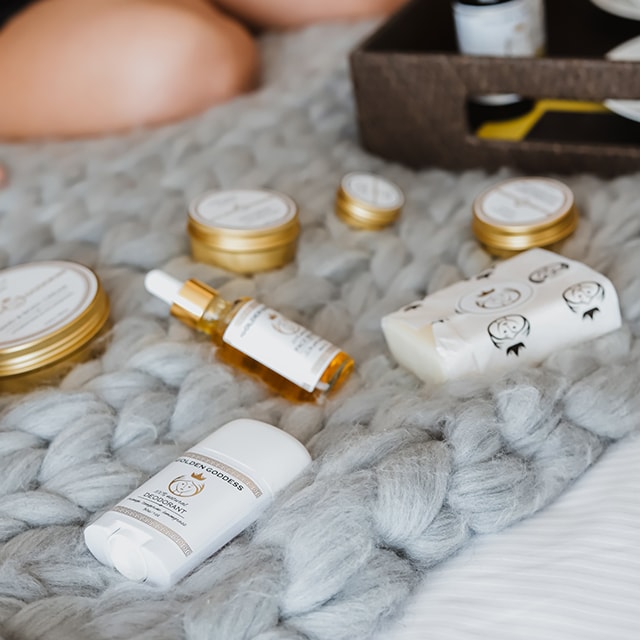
[{"left": 197, "top": 418, "right": 311, "bottom": 495}]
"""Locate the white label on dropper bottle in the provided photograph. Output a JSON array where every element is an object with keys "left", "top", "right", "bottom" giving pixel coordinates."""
[{"left": 222, "top": 300, "right": 340, "bottom": 392}]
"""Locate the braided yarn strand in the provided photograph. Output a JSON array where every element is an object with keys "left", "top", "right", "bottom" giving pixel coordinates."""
[{"left": 178, "top": 360, "right": 637, "bottom": 639}]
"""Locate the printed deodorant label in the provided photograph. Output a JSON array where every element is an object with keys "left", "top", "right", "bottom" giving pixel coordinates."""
[
  {"left": 0, "top": 262, "right": 97, "bottom": 348},
  {"left": 222, "top": 300, "right": 340, "bottom": 392},
  {"left": 453, "top": 0, "right": 545, "bottom": 57},
  {"left": 111, "top": 451, "right": 266, "bottom": 557}
]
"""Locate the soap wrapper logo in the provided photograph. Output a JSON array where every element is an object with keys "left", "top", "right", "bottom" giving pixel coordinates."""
[
  {"left": 562, "top": 281, "right": 605, "bottom": 319},
  {"left": 381, "top": 248, "right": 622, "bottom": 383},
  {"left": 487, "top": 315, "right": 530, "bottom": 356}
]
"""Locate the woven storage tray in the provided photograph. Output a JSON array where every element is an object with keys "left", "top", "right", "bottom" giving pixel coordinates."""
[{"left": 350, "top": 0, "right": 640, "bottom": 176}]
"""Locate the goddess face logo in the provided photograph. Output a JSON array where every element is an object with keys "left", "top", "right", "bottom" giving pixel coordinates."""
[
  {"left": 269, "top": 312, "right": 299, "bottom": 335},
  {"left": 168, "top": 472, "right": 206, "bottom": 497}
]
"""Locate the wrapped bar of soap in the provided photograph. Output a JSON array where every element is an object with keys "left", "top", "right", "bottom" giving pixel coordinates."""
[{"left": 381, "top": 249, "right": 622, "bottom": 383}]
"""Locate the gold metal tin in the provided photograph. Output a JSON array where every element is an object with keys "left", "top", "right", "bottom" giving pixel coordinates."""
[
  {"left": 335, "top": 172, "right": 404, "bottom": 230},
  {"left": 187, "top": 189, "right": 300, "bottom": 274},
  {"left": 472, "top": 177, "right": 579, "bottom": 256},
  {"left": 0, "top": 261, "right": 110, "bottom": 390}
]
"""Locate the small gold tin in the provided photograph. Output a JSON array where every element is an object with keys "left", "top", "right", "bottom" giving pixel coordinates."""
[
  {"left": 335, "top": 172, "right": 404, "bottom": 230},
  {"left": 188, "top": 189, "right": 300, "bottom": 274},
  {"left": 472, "top": 176, "right": 579, "bottom": 257},
  {"left": 0, "top": 260, "right": 110, "bottom": 392}
]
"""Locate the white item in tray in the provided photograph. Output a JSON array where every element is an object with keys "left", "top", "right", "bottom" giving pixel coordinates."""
[
  {"left": 590, "top": 0, "right": 640, "bottom": 21},
  {"left": 604, "top": 35, "right": 640, "bottom": 123},
  {"left": 381, "top": 249, "right": 622, "bottom": 383}
]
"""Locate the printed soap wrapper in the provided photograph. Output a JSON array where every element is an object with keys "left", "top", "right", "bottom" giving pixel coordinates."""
[{"left": 381, "top": 248, "right": 622, "bottom": 383}]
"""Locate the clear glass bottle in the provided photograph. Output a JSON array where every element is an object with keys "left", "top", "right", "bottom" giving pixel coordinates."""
[
  {"left": 145, "top": 271, "right": 354, "bottom": 403},
  {"left": 452, "top": 0, "right": 546, "bottom": 62},
  {"left": 452, "top": 0, "right": 545, "bottom": 126}
]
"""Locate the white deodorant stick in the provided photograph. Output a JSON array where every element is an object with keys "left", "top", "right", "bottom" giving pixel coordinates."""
[{"left": 84, "top": 419, "right": 311, "bottom": 588}]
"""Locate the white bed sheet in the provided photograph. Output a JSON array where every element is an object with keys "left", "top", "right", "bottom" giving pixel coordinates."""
[{"left": 381, "top": 430, "right": 640, "bottom": 640}]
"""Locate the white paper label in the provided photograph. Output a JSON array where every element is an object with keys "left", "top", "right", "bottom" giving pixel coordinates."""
[
  {"left": 453, "top": 0, "right": 546, "bottom": 57},
  {"left": 190, "top": 189, "right": 297, "bottom": 230},
  {"left": 222, "top": 300, "right": 340, "bottom": 392},
  {"left": 342, "top": 172, "right": 404, "bottom": 210},
  {"left": 382, "top": 249, "right": 622, "bottom": 382},
  {"left": 477, "top": 178, "right": 572, "bottom": 226},
  {"left": 111, "top": 450, "right": 266, "bottom": 557},
  {"left": 0, "top": 261, "right": 97, "bottom": 348}
]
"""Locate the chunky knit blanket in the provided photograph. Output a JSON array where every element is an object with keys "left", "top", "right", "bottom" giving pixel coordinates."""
[{"left": 2, "top": 19, "right": 640, "bottom": 640}]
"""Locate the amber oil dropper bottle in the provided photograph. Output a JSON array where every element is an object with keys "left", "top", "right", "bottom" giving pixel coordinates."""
[{"left": 145, "top": 270, "right": 354, "bottom": 402}]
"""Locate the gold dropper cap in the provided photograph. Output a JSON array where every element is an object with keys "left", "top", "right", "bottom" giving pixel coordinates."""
[
  {"left": 144, "top": 270, "right": 227, "bottom": 337},
  {"left": 169, "top": 279, "right": 218, "bottom": 330}
]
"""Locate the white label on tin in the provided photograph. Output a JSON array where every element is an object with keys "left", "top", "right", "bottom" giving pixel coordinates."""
[
  {"left": 477, "top": 179, "right": 571, "bottom": 226},
  {"left": 222, "top": 300, "right": 340, "bottom": 392},
  {"left": 111, "top": 449, "right": 267, "bottom": 557},
  {"left": 453, "top": 0, "right": 545, "bottom": 57},
  {"left": 0, "top": 261, "right": 98, "bottom": 348},
  {"left": 342, "top": 173, "right": 404, "bottom": 210},
  {"left": 190, "top": 189, "right": 297, "bottom": 230}
]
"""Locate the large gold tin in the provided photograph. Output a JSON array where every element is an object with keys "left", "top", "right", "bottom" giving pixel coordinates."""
[{"left": 0, "top": 261, "right": 110, "bottom": 391}]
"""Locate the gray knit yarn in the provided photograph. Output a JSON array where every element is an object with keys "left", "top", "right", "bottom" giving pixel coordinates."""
[{"left": 1, "top": 20, "right": 640, "bottom": 640}]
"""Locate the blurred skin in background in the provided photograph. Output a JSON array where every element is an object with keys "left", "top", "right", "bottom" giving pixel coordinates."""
[{"left": 0, "top": 0, "right": 408, "bottom": 140}]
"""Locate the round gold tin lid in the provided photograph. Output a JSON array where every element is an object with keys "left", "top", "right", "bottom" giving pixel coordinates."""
[
  {"left": 335, "top": 172, "right": 404, "bottom": 229},
  {"left": 472, "top": 177, "right": 579, "bottom": 253},
  {"left": 0, "top": 261, "right": 110, "bottom": 377},
  {"left": 188, "top": 189, "right": 300, "bottom": 253}
]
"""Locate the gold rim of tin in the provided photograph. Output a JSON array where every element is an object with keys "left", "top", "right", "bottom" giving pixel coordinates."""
[
  {"left": 187, "top": 216, "right": 300, "bottom": 252},
  {"left": 472, "top": 177, "right": 578, "bottom": 252},
  {"left": 189, "top": 235, "right": 298, "bottom": 274},
  {"left": 335, "top": 187, "right": 402, "bottom": 230},
  {"left": 0, "top": 267, "right": 110, "bottom": 377},
  {"left": 337, "top": 174, "right": 405, "bottom": 215}
]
